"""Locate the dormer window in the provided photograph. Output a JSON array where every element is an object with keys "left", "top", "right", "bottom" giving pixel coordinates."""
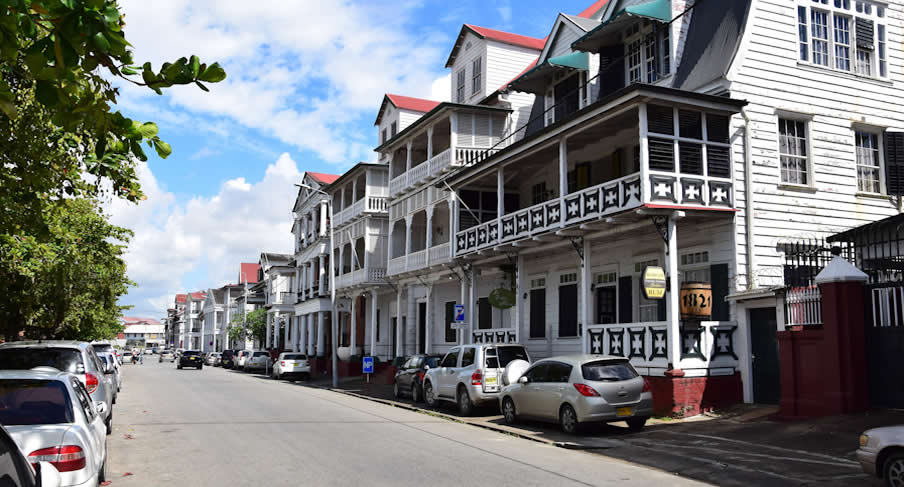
[{"left": 624, "top": 21, "right": 669, "bottom": 85}]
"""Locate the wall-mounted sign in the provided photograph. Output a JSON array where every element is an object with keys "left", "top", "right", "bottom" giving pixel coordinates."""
[
  {"left": 334, "top": 298, "right": 351, "bottom": 312},
  {"left": 642, "top": 266, "right": 666, "bottom": 300},
  {"left": 680, "top": 282, "right": 712, "bottom": 319}
]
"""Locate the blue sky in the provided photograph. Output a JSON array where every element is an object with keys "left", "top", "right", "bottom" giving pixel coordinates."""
[{"left": 108, "top": 0, "right": 598, "bottom": 318}]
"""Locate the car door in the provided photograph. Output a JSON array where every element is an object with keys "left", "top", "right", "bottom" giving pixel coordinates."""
[
  {"left": 535, "top": 362, "right": 573, "bottom": 422},
  {"left": 514, "top": 363, "right": 549, "bottom": 418},
  {"left": 71, "top": 379, "right": 105, "bottom": 472},
  {"left": 437, "top": 348, "right": 460, "bottom": 398},
  {"left": 398, "top": 357, "right": 414, "bottom": 390}
]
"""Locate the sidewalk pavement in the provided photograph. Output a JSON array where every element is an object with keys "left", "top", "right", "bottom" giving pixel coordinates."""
[{"left": 305, "top": 376, "right": 900, "bottom": 487}]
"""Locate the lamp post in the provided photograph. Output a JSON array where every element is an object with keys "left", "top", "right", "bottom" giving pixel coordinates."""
[{"left": 296, "top": 183, "right": 338, "bottom": 388}]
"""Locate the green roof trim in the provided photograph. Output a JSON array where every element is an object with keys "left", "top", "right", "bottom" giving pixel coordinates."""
[
  {"left": 572, "top": 0, "right": 671, "bottom": 51},
  {"left": 547, "top": 51, "right": 590, "bottom": 70}
]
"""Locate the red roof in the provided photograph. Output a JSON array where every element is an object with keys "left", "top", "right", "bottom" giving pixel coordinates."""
[
  {"left": 239, "top": 263, "right": 260, "bottom": 284},
  {"left": 190, "top": 292, "right": 206, "bottom": 300},
  {"left": 465, "top": 25, "right": 546, "bottom": 51},
  {"left": 577, "top": 0, "right": 610, "bottom": 18},
  {"left": 307, "top": 172, "right": 340, "bottom": 185},
  {"left": 121, "top": 317, "right": 161, "bottom": 326},
  {"left": 175, "top": 294, "right": 187, "bottom": 303},
  {"left": 375, "top": 94, "right": 441, "bottom": 126}
]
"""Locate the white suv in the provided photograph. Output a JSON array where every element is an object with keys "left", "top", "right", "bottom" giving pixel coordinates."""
[
  {"left": 243, "top": 351, "right": 271, "bottom": 372},
  {"left": 423, "top": 344, "right": 530, "bottom": 416}
]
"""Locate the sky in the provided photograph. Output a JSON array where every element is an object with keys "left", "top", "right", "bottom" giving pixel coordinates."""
[{"left": 108, "top": 0, "right": 599, "bottom": 319}]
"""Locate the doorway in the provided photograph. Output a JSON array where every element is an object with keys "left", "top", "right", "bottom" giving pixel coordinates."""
[
  {"left": 417, "top": 302, "right": 427, "bottom": 354},
  {"left": 391, "top": 317, "right": 398, "bottom": 358},
  {"left": 749, "top": 307, "right": 780, "bottom": 404}
]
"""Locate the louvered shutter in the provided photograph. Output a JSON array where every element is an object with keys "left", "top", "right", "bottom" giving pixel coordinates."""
[
  {"left": 856, "top": 18, "right": 874, "bottom": 50},
  {"left": 618, "top": 276, "right": 633, "bottom": 323},
  {"left": 710, "top": 264, "right": 729, "bottom": 321},
  {"left": 885, "top": 132, "right": 904, "bottom": 196}
]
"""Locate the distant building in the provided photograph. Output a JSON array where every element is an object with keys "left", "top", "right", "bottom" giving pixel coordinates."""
[{"left": 118, "top": 317, "right": 165, "bottom": 349}]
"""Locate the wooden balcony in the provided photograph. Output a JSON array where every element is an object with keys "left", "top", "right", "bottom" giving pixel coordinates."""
[
  {"left": 333, "top": 195, "right": 389, "bottom": 227},
  {"left": 387, "top": 242, "right": 451, "bottom": 277},
  {"left": 335, "top": 266, "right": 387, "bottom": 290},
  {"left": 389, "top": 147, "right": 499, "bottom": 197}
]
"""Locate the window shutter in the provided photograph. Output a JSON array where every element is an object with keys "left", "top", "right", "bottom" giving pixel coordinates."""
[
  {"left": 618, "top": 276, "right": 633, "bottom": 323},
  {"left": 856, "top": 18, "right": 874, "bottom": 50},
  {"left": 657, "top": 293, "right": 666, "bottom": 321},
  {"left": 598, "top": 44, "right": 624, "bottom": 99},
  {"left": 885, "top": 132, "right": 904, "bottom": 196},
  {"left": 710, "top": 263, "right": 729, "bottom": 321}
]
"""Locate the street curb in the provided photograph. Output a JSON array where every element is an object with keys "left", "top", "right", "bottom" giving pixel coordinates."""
[{"left": 309, "top": 384, "right": 586, "bottom": 449}]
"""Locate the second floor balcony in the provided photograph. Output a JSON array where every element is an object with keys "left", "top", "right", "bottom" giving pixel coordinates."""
[{"left": 334, "top": 195, "right": 388, "bottom": 227}]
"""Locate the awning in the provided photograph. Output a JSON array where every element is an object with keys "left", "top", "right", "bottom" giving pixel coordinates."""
[
  {"left": 572, "top": 0, "right": 672, "bottom": 52},
  {"left": 506, "top": 52, "right": 590, "bottom": 94}
]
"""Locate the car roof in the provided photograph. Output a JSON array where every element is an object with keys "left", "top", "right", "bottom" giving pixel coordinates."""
[
  {"left": 536, "top": 354, "right": 628, "bottom": 365},
  {"left": 0, "top": 340, "right": 87, "bottom": 350},
  {"left": 0, "top": 369, "right": 73, "bottom": 381}
]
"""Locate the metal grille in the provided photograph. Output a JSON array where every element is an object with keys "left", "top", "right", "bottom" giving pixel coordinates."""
[{"left": 784, "top": 285, "right": 823, "bottom": 326}]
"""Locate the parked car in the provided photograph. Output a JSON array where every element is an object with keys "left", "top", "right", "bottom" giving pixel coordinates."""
[
  {"left": 498, "top": 355, "right": 653, "bottom": 434},
  {"left": 0, "top": 423, "right": 63, "bottom": 487},
  {"left": 235, "top": 350, "right": 252, "bottom": 369},
  {"left": 204, "top": 352, "right": 220, "bottom": 366},
  {"left": 95, "top": 352, "right": 121, "bottom": 404},
  {"left": 423, "top": 344, "right": 530, "bottom": 415},
  {"left": 394, "top": 354, "right": 442, "bottom": 402},
  {"left": 271, "top": 353, "right": 310, "bottom": 381},
  {"left": 177, "top": 351, "right": 203, "bottom": 370},
  {"left": 158, "top": 349, "right": 175, "bottom": 363},
  {"left": 121, "top": 351, "right": 133, "bottom": 364},
  {"left": 0, "top": 369, "right": 108, "bottom": 486},
  {"left": 244, "top": 351, "right": 270, "bottom": 372},
  {"left": 219, "top": 349, "right": 236, "bottom": 369},
  {"left": 0, "top": 341, "right": 115, "bottom": 435},
  {"left": 858, "top": 425, "right": 904, "bottom": 486}
]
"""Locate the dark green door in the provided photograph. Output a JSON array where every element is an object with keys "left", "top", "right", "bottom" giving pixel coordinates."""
[{"left": 749, "top": 307, "right": 780, "bottom": 404}]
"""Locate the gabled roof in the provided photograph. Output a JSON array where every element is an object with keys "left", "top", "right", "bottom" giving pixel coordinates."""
[
  {"left": 578, "top": 0, "right": 611, "bottom": 19},
  {"left": 375, "top": 94, "right": 441, "bottom": 126},
  {"left": 307, "top": 172, "right": 340, "bottom": 185},
  {"left": 189, "top": 291, "right": 206, "bottom": 300},
  {"left": 239, "top": 263, "right": 260, "bottom": 284},
  {"left": 445, "top": 24, "right": 545, "bottom": 68},
  {"left": 175, "top": 294, "right": 187, "bottom": 304}
]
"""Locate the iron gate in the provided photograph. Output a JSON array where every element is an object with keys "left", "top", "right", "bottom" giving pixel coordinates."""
[{"left": 865, "top": 282, "right": 904, "bottom": 408}]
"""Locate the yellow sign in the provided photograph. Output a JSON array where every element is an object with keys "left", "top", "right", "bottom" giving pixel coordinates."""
[
  {"left": 642, "top": 266, "right": 666, "bottom": 300},
  {"left": 680, "top": 282, "right": 713, "bottom": 319}
]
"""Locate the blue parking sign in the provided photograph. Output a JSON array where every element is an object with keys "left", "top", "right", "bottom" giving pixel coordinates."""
[
  {"left": 363, "top": 356, "right": 374, "bottom": 374},
  {"left": 454, "top": 304, "right": 465, "bottom": 322}
]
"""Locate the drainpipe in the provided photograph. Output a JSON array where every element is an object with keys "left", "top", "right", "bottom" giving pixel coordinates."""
[{"left": 742, "top": 108, "right": 756, "bottom": 290}]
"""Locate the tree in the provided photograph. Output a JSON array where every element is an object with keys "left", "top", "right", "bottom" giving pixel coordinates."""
[
  {"left": 227, "top": 308, "right": 266, "bottom": 347},
  {"left": 0, "top": 0, "right": 226, "bottom": 202}
]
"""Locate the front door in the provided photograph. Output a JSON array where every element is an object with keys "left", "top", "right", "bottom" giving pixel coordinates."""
[
  {"left": 418, "top": 302, "right": 427, "bottom": 354},
  {"left": 749, "top": 307, "right": 780, "bottom": 404},
  {"left": 596, "top": 287, "right": 617, "bottom": 324},
  {"left": 391, "top": 317, "right": 398, "bottom": 357}
]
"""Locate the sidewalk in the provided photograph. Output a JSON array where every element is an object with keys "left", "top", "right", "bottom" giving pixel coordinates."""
[{"left": 306, "top": 376, "right": 898, "bottom": 486}]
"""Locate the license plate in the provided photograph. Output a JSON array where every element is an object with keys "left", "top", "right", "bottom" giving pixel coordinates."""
[
  {"left": 294, "top": 362, "right": 301, "bottom": 366},
  {"left": 616, "top": 407, "right": 633, "bottom": 417},
  {"left": 485, "top": 376, "right": 497, "bottom": 385}
]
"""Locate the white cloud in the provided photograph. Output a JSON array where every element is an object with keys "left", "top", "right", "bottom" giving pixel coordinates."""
[
  {"left": 497, "top": 5, "right": 513, "bottom": 24},
  {"left": 107, "top": 154, "right": 299, "bottom": 317},
  {"left": 117, "top": 0, "right": 451, "bottom": 165},
  {"left": 431, "top": 74, "right": 452, "bottom": 102}
]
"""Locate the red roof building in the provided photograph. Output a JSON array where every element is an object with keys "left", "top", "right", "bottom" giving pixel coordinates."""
[
  {"left": 446, "top": 25, "right": 545, "bottom": 68},
  {"left": 239, "top": 263, "right": 261, "bottom": 284},
  {"left": 307, "top": 172, "right": 340, "bottom": 185},
  {"left": 375, "top": 94, "right": 442, "bottom": 125},
  {"left": 175, "top": 294, "right": 187, "bottom": 304},
  {"left": 577, "top": 0, "right": 609, "bottom": 19},
  {"left": 189, "top": 292, "right": 206, "bottom": 300}
]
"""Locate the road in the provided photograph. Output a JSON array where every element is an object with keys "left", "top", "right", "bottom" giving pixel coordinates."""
[{"left": 107, "top": 360, "right": 706, "bottom": 486}]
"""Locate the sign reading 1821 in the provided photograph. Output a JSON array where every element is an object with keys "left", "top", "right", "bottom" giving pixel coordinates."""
[{"left": 642, "top": 266, "right": 666, "bottom": 300}]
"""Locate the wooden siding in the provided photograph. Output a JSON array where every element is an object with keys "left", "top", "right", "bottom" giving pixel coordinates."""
[
  {"left": 449, "top": 32, "right": 486, "bottom": 103},
  {"left": 547, "top": 21, "right": 585, "bottom": 59},
  {"left": 727, "top": 0, "right": 904, "bottom": 289}
]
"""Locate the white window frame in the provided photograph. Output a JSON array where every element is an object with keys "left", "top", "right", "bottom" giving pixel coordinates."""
[
  {"left": 456, "top": 69, "right": 466, "bottom": 103},
  {"left": 471, "top": 56, "right": 482, "bottom": 97},
  {"left": 679, "top": 248, "right": 711, "bottom": 284},
  {"left": 623, "top": 21, "right": 670, "bottom": 85},
  {"left": 777, "top": 115, "right": 814, "bottom": 187},
  {"left": 854, "top": 127, "right": 885, "bottom": 194},
  {"left": 797, "top": 0, "right": 888, "bottom": 79}
]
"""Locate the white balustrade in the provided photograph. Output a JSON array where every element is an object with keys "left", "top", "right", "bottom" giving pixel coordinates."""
[
  {"left": 428, "top": 242, "right": 450, "bottom": 266},
  {"left": 409, "top": 162, "right": 429, "bottom": 188},
  {"left": 388, "top": 257, "right": 405, "bottom": 276},
  {"left": 389, "top": 173, "right": 407, "bottom": 196},
  {"left": 408, "top": 249, "right": 427, "bottom": 270},
  {"left": 427, "top": 148, "right": 453, "bottom": 176}
]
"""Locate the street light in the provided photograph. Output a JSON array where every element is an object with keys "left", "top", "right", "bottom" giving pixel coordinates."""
[{"left": 295, "top": 183, "right": 338, "bottom": 388}]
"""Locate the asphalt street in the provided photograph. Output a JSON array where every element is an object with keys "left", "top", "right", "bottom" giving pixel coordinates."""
[{"left": 107, "top": 360, "right": 708, "bottom": 486}]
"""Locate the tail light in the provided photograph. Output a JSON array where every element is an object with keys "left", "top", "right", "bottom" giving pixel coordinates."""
[
  {"left": 642, "top": 378, "right": 651, "bottom": 393},
  {"left": 573, "top": 383, "right": 600, "bottom": 397},
  {"left": 29, "top": 446, "right": 86, "bottom": 472},
  {"left": 471, "top": 370, "right": 482, "bottom": 386},
  {"left": 85, "top": 373, "right": 99, "bottom": 394},
  {"left": 280, "top": 361, "right": 286, "bottom": 366},
  {"left": 417, "top": 371, "right": 425, "bottom": 381}
]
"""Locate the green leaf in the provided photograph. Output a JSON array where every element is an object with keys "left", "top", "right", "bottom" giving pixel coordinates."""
[
  {"left": 189, "top": 55, "right": 200, "bottom": 77},
  {"left": 198, "top": 62, "right": 226, "bottom": 83},
  {"left": 35, "top": 80, "right": 60, "bottom": 106},
  {"left": 0, "top": 99, "right": 16, "bottom": 118},
  {"left": 120, "top": 66, "right": 137, "bottom": 75},
  {"left": 91, "top": 32, "right": 110, "bottom": 51},
  {"left": 152, "top": 139, "right": 172, "bottom": 158},
  {"left": 194, "top": 81, "right": 208, "bottom": 92},
  {"left": 137, "top": 122, "right": 158, "bottom": 138},
  {"left": 59, "top": 0, "right": 75, "bottom": 9},
  {"left": 104, "top": 6, "right": 120, "bottom": 26}
]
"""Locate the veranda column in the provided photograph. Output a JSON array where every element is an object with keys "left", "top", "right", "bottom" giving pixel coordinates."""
[
  {"left": 581, "top": 238, "right": 591, "bottom": 353},
  {"left": 408, "top": 285, "right": 417, "bottom": 354},
  {"left": 667, "top": 212, "right": 683, "bottom": 369},
  {"left": 558, "top": 137, "right": 568, "bottom": 229},
  {"left": 426, "top": 205, "right": 434, "bottom": 250},
  {"left": 515, "top": 254, "right": 524, "bottom": 343},
  {"left": 425, "top": 285, "right": 433, "bottom": 353},
  {"left": 317, "top": 312, "right": 325, "bottom": 357},
  {"left": 469, "top": 269, "right": 477, "bottom": 341},
  {"left": 319, "top": 255, "right": 326, "bottom": 296},
  {"left": 298, "top": 315, "right": 305, "bottom": 353},
  {"left": 460, "top": 276, "right": 467, "bottom": 345},
  {"left": 370, "top": 289, "right": 378, "bottom": 357},
  {"left": 350, "top": 295, "right": 357, "bottom": 354},
  {"left": 396, "top": 289, "right": 403, "bottom": 357},
  {"left": 265, "top": 313, "right": 272, "bottom": 349},
  {"left": 283, "top": 314, "right": 290, "bottom": 351},
  {"left": 426, "top": 126, "right": 434, "bottom": 160}
]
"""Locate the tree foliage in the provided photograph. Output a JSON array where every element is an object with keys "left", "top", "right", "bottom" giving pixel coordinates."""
[
  {"left": 227, "top": 308, "right": 266, "bottom": 346},
  {"left": 0, "top": 0, "right": 226, "bottom": 202}
]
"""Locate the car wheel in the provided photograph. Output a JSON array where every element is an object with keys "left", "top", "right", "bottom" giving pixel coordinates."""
[
  {"left": 393, "top": 381, "right": 401, "bottom": 398},
  {"left": 411, "top": 384, "right": 420, "bottom": 403},
  {"left": 627, "top": 416, "right": 648, "bottom": 432},
  {"left": 424, "top": 381, "right": 437, "bottom": 408},
  {"left": 457, "top": 386, "right": 473, "bottom": 416},
  {"left": 502, "top": 397, "right": 517, "bottom": 425},
  {"left": 885, "top": 452, "right": 904, "bottom": 487},
  {"left": 560, "top": 404, "right": 579, "bottom": 435},
  {"left": 105, "top": 412, "right": 113, "bottom": 436},
  {"left": 198, "top": 365, "right": 203, "bottom": 370},
  {"left": 177, "top": 364, "right": 182, "bottom": 369}
]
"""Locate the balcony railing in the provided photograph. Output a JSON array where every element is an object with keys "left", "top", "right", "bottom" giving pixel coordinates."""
[
  {"left": 472, "top": 328, "right": 517, "bottom": 344},
  {"left": 273, "top": 292, "right": 294, "bottom": 304},
  {"left": 334, "top": 196, "right": 389, "bottom": 227},
  {"left": 335, "top": 266, "right": 387, "bottom": 290},
  {"left": 389, "top": 147, "right": 499, "bottom": 197},
  {"left": 386, "top": 242, "right": 452, "bottom": 276}
]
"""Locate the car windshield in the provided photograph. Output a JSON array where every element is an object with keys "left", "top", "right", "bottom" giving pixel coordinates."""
[
  {"left": 253, "top": 352, "right": 268, "bottom": 357},
  {"left": 0, "top": 348, "right": 84, "bottom": 374},
  {"left": 92, "top": 344, "right": 114, "bottom": 353},
  {"left": 283, "top": 354, "right": 306, "bottom": 360},
  {"left": 0, "top": 379, "right": 74, "bottom": 425},
  {"left": 483, "top": 346, "right": 528, "bottom": 369},
  {"left": 424, "top": 356, "right": 442, "bottom": 368},
  {"left": 182, "top": 351, "right": 201, "bottom": 357},
  {"left": 581, "top": 360, "right": 638, "bottom": 382}
]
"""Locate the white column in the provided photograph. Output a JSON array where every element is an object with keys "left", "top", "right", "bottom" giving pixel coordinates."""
[
  {"left": 283, "top": 315, "right": 290, "bottom": 351},
  {"left": 426, "top": 126, "right": 434, "bottom": 160},
  {"left": 497, "top": 167, "right": 505, "bottom": 217},
  {"left": 581, "top": 238, "right": 591, "bottom": 353},
  {"left": 559, "top": 137, "right": 568, "bottom": 228},
  {"left": 318, "top": 255, "right": 326, "bottom": 296},
  {"left": 291, "top": 316, "right": 298, "bottom": 352},
  {"left": 469, "top": 270, "right": 477, "bottom": 341},
  {"left": 426, "top": 205, "right": 434, "bottom": 250},
  {"left": 667, "top": 212, "right": 681, "bottom": 369},
  {"left": 317, "top": 312, "right": 325, "bottom": 357},
  {"left": 320, "top": 202, "right": 328, "bottom": 236},
  {"left": 370, "top": 289, "right": 378, "bottom": 357},
  {"left": 265, "top": 313, "right": 272, "bottom": 349},
  {"left": 350, "top": 295, "right": 357, "bottom": 353},
  {"left": 450, "top": 113, "right": 458, "bottom": 163},
  {"left": 396, "top": 289, "right": 403, "bottom": 357},
  {"left": 406, "top": 141, "right": 413, "bottom": 172},
  {"left": 515, "top": 254, "right": 524, "bottom": 343},
  {"left": 298, "top": 315, "right": 305, "bottom": 353},
  {"left": 407, "top": 285, "right": 417, "bottom": 354},
  {"left": 405, "top": 215, "right": 413, "bottom": 255},
  {"left": 425, "top": 285, "right": 433, "bottom": 353},
  {"left": 460, "top": 275, "right": 467, "bottom": 345}
]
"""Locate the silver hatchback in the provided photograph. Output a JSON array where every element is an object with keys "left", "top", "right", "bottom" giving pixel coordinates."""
[{"left": 499, "top": 354, "right": 653, "bottom": 434}]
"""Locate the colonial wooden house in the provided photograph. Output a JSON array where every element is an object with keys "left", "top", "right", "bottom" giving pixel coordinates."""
[{"left": 259, "top": 252, "right": 295, "bottom": 351}]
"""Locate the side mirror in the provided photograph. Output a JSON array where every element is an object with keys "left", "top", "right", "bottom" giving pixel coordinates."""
[
  {"left": 94, "top": 401, "right": 107, "bottom": 416},
  {"left": 423, "top": 365, "right": 430, "bottom": 371},
  {"left": 35, "top": 461, "right": 62, "bottom": 487},
  {"left": 518, "top": 376, "right": 529, "bottom": 384}
]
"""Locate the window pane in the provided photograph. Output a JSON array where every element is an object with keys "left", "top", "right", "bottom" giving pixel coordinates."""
[
  {"left": 856, "top": 131, "right": 881, "bottom": 193},
  {"left": 811, "top": 10, "right": 830, "bottom": 66},
  {"left": 778, "top": 119, "right": 808, "bottom": 185},
  {"left": 834, "top": 15, "right": 851, "bottom": 71},
  {"left": 0, "top": 379, "right": 74, "bottom": 425}
]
